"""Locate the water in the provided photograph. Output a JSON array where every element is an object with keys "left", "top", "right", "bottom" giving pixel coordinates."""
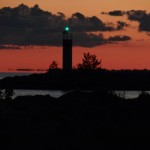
[
  {"left": 1, "top": 89, "right": 67, "bottom": 99},
  {"left": 115, "top": 91, "right": 143, "bottom": 99},
  {"left": 13, "top": 89, "right": 67, "bottom": 98},
  {"left": 11, "top": 90, "right": 149, "bottom": 99},
  {"left": 1, "top": 89, "right": 149, "bottom": 99},
  {"left": 0, "top": 72, "right": 31, "bottom": 79}
]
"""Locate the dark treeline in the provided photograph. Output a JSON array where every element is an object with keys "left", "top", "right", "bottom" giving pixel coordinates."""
[
  {"left": 1, "top": 90, "right": 150, "bottom": 149},
  {"left": 1, "top": 69, "right": 150, "bottom": 90}
]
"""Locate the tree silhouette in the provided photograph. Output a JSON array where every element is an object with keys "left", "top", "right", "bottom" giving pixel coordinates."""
[
  {"left": 3, "top": 89, "right": 15, "bottom": 101},
  {"left": 0, "top": 90, "right": 3, "bottom": 100},
  {"left": 77, "top": 52, "right": 101, "bottom": 70},
  {"left": 49, "top": 61, "right": 58, "bottom": 70}
]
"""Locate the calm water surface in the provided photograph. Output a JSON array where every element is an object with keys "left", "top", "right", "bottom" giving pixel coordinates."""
[
  {"left": 12, "top": 90, "right": 147, "bottom": 99},
  {"left": 0, "top": 72, "right": 31, "bottom": 79},
  {"left": 115, "top": 91, "right": 142, "bottom": 99},
  {"left": 13, "top": 89, "right": 67, "bottom": 98}
]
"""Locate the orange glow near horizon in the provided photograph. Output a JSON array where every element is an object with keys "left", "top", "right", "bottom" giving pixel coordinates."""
[{"left": 0, "top": 41, "right": 150, "bottom": 72}]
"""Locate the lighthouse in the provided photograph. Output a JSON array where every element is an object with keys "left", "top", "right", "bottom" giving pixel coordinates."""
[{"left": 63, "top": 26, "right": 72, "bottom": 71}]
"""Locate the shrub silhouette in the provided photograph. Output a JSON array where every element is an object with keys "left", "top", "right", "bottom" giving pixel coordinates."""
[
  {"left": 3, "top": 89, "right": 15, "bottom": 101},
  {"left": 77, "top": 52, "right": 101, "bottom": 70},
  {"left": 49, "top": 60, "right": 58, "bottom": 70},
  {"left": 0, "top": 89, "right": 3, "bottom": 100}
]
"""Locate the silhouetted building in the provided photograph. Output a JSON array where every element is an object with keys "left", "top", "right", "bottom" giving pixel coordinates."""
[{"left": 63, "top": 27, "right": 72, "bottom": 71}]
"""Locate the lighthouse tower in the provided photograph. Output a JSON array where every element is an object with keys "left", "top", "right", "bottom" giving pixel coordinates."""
[{"left": 63, "top": 26, "right": 72, "bottom": 71}]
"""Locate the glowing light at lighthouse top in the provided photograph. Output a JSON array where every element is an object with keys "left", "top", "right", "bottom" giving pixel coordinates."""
[
  {"left": 65, "top": 26, "right": 70, "bottom": 32},
  {"left": 63, "top": 26, "right": 72, "bottom": 40}
]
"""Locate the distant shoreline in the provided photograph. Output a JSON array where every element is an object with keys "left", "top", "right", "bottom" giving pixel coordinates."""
[
  {"left": 1, "top": 69, "right": 150, "bottom": 90},
  {"left": 0, "top": 45, "right": 21, "bottom": 49}
]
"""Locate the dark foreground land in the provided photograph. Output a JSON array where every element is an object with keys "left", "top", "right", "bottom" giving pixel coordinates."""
[
  {"left": 1, "top": 69, "right": 150, "bottom": 90},
  {"left": 1, "top": 90, "right": 150, "bottom": 150}
]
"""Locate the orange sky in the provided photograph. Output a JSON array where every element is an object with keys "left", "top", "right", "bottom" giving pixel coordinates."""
[
  {"left": 0, "top": 1, "right": 150, "bottom": 71},
  {"left": 1, "top": 0, "right": 150, "bottom": 16},
  {"left": 0, "top": 41, "right": 150, "bottom": 72}
]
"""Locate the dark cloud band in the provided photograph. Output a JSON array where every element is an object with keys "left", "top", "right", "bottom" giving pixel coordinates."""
[
  {"left": 105, "top": 10, "right": 150, "bottom": 32},
  {"left": 0, "top": 4, "right": 131, "bottom": 47}
]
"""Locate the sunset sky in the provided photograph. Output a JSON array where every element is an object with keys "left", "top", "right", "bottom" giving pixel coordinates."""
[
  {"left": 1, "top": 0, "right": 150, "bottom": 15},
  {"left": 0, "top": 0, "right": 150, "bottom": 71}
]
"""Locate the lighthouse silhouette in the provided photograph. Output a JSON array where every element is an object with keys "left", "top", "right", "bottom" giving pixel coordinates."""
[{"left": 63, "top": 26, "right": 72, "bottom": 71}]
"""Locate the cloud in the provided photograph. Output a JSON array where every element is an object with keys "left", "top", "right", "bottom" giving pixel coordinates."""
[
  {"left": 126, "top": 10, "right": 146, "bottom": 21},
  {"left": 0, "top": 4, "right": 114, "bottom": 31},
  {"left": 108, "top": 35, "right": 131, "bottom": 42},
  {"left": 139, "top": 15, "right": 150, "bottom": 32},
  {"left": 116, "top": 21, "right": 129, "bottom": 30},
  {"left": 126, "top": 10, "right": 150, "bottom": 32},
  {"left": 0, "top": 4, "right": 131, "bottom": 47},
  {"left": 57, "top": 12, "right": 65, "bottom": 18},
  {"left": 68, "top": 14, "right": 114, "bottom": 32},
  {"left": 0, "top": 30, "right": 107, "bottom": 47},
  {"left": 108, "top": 10, "right": 125, "bottom": 16},
  {"left": 73, "top": 33, "right": 106, "bottom": 47},
  {"left": 105, "top": 10, "right": 150, "bottom": 32},
  {"left": 72, "top": 12, "right": 85, "bottom": 21}
]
